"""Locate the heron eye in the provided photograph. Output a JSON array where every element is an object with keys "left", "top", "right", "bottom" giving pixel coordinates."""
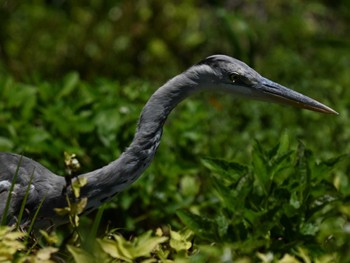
[{"left": 229, "top": 73, "right": 240, "bottom": 82}]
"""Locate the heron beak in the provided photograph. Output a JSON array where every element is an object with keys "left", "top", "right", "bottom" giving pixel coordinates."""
[{"left": 258, "top": 77, "right": 338, "bottom": 115}]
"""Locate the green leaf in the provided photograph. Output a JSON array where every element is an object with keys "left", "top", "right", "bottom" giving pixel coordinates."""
[
  {"left": 0, "top": 137, "right": 14, "bottom": 150},
  {"left": 268, "top": 143, "right": 280, "bottom": 160},
  {"left": 180, "top": 175, "right": 200, "bottom": 197},
  {"left": 176, "top": 210, "right": 217, "bottom": 240},
  {"left": 321, "top": 154, "right": 347, "bottom": 167},
  {"left": 290, "top": 191, "right": 302, "bottom": 209},
  {"left": 202, "top": 157, "right": 248, "bottom": 175},
  {"left": 98, "top": 238, "right": 130, "bottom": 260},
  {"left": 278, "top": 131, "right": 290, "bottom": 155},
  {"left": 58, "top": 72, "right": 80, "bottom": 99},
  {"left": 54, "top": 207, "right": 70, "bottom": 216},
  {"left": 169, "top": 229, "right": 193, "bottom": 251},
  {"left": 72, "top": 177, "right": 87, "bottom": 198},
  {"left": 201, "top": 157, "right": 248, "bottom": 185},
  {"left": 215, "top": 213, "right": 229, "bottom": 238},
  {"left": 39, "top": 230, "right": 60, "bottom": 245},
  {"left": 67, "top": 245, "right": 95, "bottom": 263},
  {"left": 133, "top": 233, "right": 168, "bottom": 258},
  {"left": 252, "top": 143, "right": 269, "bottom": 194},
  {"left": 35, "top": 247, "right": 58, "bottom": 261},
  {"left": 98, "top": 231, "right": 167, "bottom": 261},
  {"left": 300, "top": 222, "right": 318, "bottom": 236},
  {"left": 0, "top": 227, "right": 26, "bottom": 260}
]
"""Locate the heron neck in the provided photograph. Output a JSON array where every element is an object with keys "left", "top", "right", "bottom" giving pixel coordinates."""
[{"left": 78, "top": 71, "right": 200, "bottom": 210}]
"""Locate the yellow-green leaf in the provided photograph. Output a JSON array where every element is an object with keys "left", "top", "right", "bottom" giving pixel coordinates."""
[
  {"left": 67, "top": 245, "right": 94, "bottom": 263},
  {"left": 36, "top": 247, "right": 58, "bottom": 260}
]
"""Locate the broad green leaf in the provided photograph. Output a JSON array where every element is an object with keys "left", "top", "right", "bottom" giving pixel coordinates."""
[
  {"left": 2, "top": 231, "right": 26, "bottom": 240},
  {"left": 39, "top": 230, "right": 60, "bottom": 245},
  {"left": 67, "top": 245, "right": 95, "bottom": 263},
  {"left": 98, "top": 232, "right": 167, "bottom": 261},
  {"left": 169, "top": 229, "right": 192, "bottom": 251},
  {"left": 268, "top": 143, "right": 280, "bottom": 160},
  {"left": 278, "top": 132, "right": 290, "bottom": 155},
  {"left": 0, "top": 227, "right": 26, "bottom": 260},
  {"left": 0, "top": 137, "right": 14, "bottom": 150},
  {"left": 58, "top": 72, "right": 80, "bottom": 99},
  {"left": 300, "top": 222, "right": 318, "bottom": 236},
  {"left": 252, "top": 143, "right": 269, "bottom": 194},
  {"left": 97, "top": 239, "right": 132, "bottom": 262},
  {"left": 133, "top": 235, "right": 168, "bottom": 258},
  {"left": 35, "top": 247, "right": 58, "bottom": 261},
  {"left": 180, "top": 175, "right": 200, "bottom": 197},
  {"left": 176, "top": 210, "right": 217, "bottom": 240},
  {"left": 279, "top": 253, "right": 301, "bottom": 263},
  {"left": 54, "top": 207, "right": 70, "bottom": 216},
  {"left": 202, "top": 157, "right": 248, "bottom": 175},
  {"left": 295, "top": 247, "right": 312, "bottom": 263}
]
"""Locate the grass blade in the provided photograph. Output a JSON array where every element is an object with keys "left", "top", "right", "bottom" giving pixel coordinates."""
[
  {"left": 15, "top": 168, "right": 36, "bottom": 230},
  {"left": 90, "top": 205, "right": 104, "bottom": 240},
  {"left": 1, "top": 155, "right": 23, "bottom": 226},
  {"left": 26, "top": 195, "right": 46, "bottom": 239}
]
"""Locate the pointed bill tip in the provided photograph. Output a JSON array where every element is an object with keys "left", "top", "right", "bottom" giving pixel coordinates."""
[
  {"left": 305, "top": 103, "right": 339, "bottom": 115},
  {"left": 317, "top": 105, "right": 339, "bottom": 115}
]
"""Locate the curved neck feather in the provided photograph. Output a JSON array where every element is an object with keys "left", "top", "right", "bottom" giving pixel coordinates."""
[{"left": 79, "top": 70, "right": 201, "bottom": 211}]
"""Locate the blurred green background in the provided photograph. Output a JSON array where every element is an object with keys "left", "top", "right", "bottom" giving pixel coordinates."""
[
  {"left": 0, "top": 0, "right": 349, "bottom": 234},
  {"left": 2, "top": 1, "right": 349, "bottom": 82}
]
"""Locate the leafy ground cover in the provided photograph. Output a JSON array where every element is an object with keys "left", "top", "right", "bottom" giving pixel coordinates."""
[{"left": 0, "top": 73, "right": 349, "bottom": 262}]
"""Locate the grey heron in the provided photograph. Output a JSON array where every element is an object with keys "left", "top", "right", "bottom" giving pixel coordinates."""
[{"left": 0, "top": 55, "right": 337, "bottom": 228}]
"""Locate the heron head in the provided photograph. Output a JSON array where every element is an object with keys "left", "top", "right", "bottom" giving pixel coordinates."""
[{"left": 195, "top": 55, "right": 337, "bottom": 114}]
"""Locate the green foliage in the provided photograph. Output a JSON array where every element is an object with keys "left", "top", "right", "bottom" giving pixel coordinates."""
[
  {"left": 66, "top": 228, "right": 194, "bottom": 262},
  {"left": 98, "top": 231, "right": 167, "bottom": 261},
  {"left": 2, "top": 1, "right": 349, "bottom": 84},
  {"left": 54, "top": 177, "right": 87, "bottom": 228},
  {"left": 0, "top": 226, "right": 58, "bottom": 263},
  {"left": 1, "top": 131, "right": 346, "bottom": 262},
  {"left": 0, "top": 63, "right": 349, "bottom": 262},
  {"left": 178, "top": 137, "right": 348, "bottom": 261},
  {"left": 0, "top": 227, "right": 25, "bottom": 262}
]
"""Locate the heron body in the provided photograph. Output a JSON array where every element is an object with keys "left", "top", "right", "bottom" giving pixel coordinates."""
[{"left": 0, "top": 55, "right": 337, "bottom": 228}]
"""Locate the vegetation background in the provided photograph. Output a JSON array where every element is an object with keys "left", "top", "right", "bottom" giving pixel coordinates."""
[{"left": 0, "top": 0, "right": 350, "bottom": 262}]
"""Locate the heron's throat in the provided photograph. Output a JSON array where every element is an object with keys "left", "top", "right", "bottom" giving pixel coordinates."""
[
  {"left": 132, "top": 71, "right": 200, "bottom": 148},
  {"left": 126, "top": 71, "right": 200, "bottom": 172}
]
